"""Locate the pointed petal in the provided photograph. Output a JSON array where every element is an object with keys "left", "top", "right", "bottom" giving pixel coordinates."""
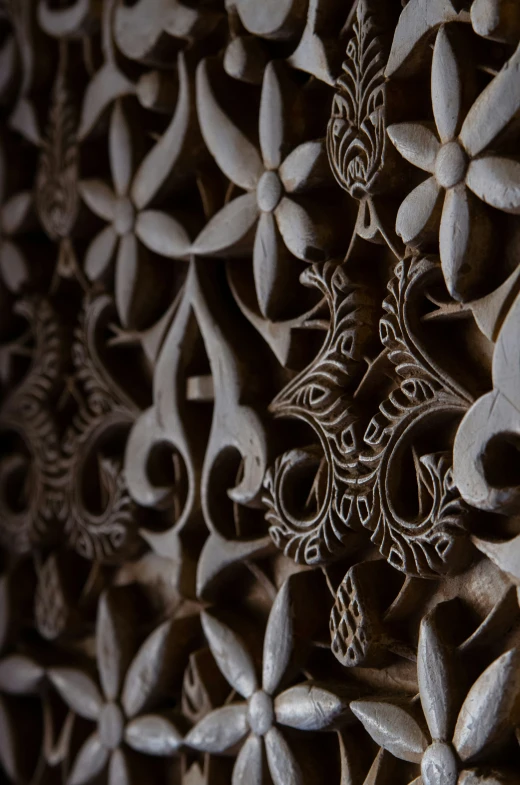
[
  {"left": 418, "top": 612, "right": 455, "bottom": 741},
  {"left": 185, "top": 705, "right": 249, "bottom": 753},
  {"left": 201, "top": 612, "right": 257, "bottom": 698},
  {"left": 196, "top": 59, "right": 263, "bottom": 190},
  {"left": 263, "top": 579, "right": 293, "bottom": 694},
  {"left": 275, "top": 196, "right": 327, "bottom": 262},
  {"left": 279, "top": 140, "right": 331, "bottom": 192},
  {"left": 260, "top": 62, "right": 285, "bottom": 170},
  {"left": 115, "top": 232, "right": 139, "bottom": 327},
  {"left": 264, "top": 727, "right": 303, "bottom": 785},
  {"left": 466, "top": 156, "right": 520, "bottom": 214},
  {"left": 68, "top": 733, "right": 108, "bottom": 785},
  {"left": 121, "top": 619, "right": 175, "bottom": 718},
  {"left": 0, "top": 241, "right": 29, "bottom": 292},
  {"left": 84, "top": 227, "right": 117, "bottom": 280},
  {"left": 387, "top": 124, "right": 440, "bottom": 173},
  {"left": 439, "top": 186, "right": 471, "bottom": 300},
  {"left": 96, "top": 591, "right": 134, "bottom": 703},
  {"left": 79, "top": 180, "right": 116, "bottom": 221},
  {"left": 48, "top": 668, "right": 103, "bottom": 721},
  {"left": 395, "top": 177, "right": 442, "bottom": 245},
  {"left": 108, "top": 748, "right": 131, "bottom": 785},
  {"left": 253, "top": 211, "right": 293, "bottom": 321},
  {"left": 432, "top": 27, "right": 463, "bottom": 143},
  {"left": 110, "top": 101, "right": 133, "bottom": 197},
  {"left": 124, "top": 714, "right": 182, "bottom": 756},
  {"left": 78, "top": 63, "right": 135, "bottom": 141},
  {"left": 135, "top": 210, "right": 190, "bottom": 258},
  {"left": 0, "top": 655, "right": 44, "bottom": 694},
  {"left": 1, "top": 191, "right": 31, "bottom": 234},
  {"left": 232, "top": 734, "right": 263, "bottom": 785},
  {"left": 351, "top": 700, "right": 429, "bottom": 763},
  {"left": 191, "top": 192, "right": 258, "bottom": 257},
  {"left": 453, "top": 648, "right": 520, "bottom": 762},
  {"left": 275, "top": 683, "right": 348, "bottom": 730},
  {"left": 460, "top": 45, "right": 520, "bottom": 156},
  {"left": 131, "top": 53, "right": 190, "bottom": 210}
]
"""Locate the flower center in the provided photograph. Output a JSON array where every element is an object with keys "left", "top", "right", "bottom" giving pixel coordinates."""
[
  {"left": 99, "top": 702, "right": 125, "bottom": 750},
  {"left": 248, "top": 690, "right": 274, "bottom": 736},
  {"left": 256, "top": 170, "right": 283, "bottom": 213},
  {"left": 421, "top": 741, "right": 458, "bottom": 785},
  {"left": 114, "top": 197, "right": 135, "bottom": 236},
  {"left": 435, "top": 141, "right": 468, "bottom": 189}
]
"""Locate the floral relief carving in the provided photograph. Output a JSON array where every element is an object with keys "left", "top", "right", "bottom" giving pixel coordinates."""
[{"left": 1, "top": 0, "right": 520, "bottom": 783}]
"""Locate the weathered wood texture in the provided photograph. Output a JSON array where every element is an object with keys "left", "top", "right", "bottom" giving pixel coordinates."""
[{"left": 0, "top": 0, "right": 520, "bottom": 783}]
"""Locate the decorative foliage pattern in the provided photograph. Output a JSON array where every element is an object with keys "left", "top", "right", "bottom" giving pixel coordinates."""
[{"left": 0, "top": 1, "right": 520, "bottom": 784}]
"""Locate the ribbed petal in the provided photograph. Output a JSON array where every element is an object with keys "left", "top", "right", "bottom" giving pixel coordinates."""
[
  {"left": 79, "top": 180, "right": 116, "bottom": 221},
  {"left": 264, "top": 727, "right": 303, "bottom": 785},
  {"left": 115, "top": 232, "right": 139, "bottom": 328},
  {"left": 263, "top": 579, "right": 293, "bottom": 694},
  {"left": 48, "top": 668, "right": 103, "bottom": 721},
  {"left": 191, "top": 193, "right": 259, "bottom": 257},
  {"left": 110, "top": 100, "right": 133, "bottom": 197},
  {"left": 201, "top": 612, "right": 258, "bottom": 698},
  {"left": 124, "top": 714, "right": 182, "bottom": 756},
  {"left": 259, "top": 62, "right": 285, "bottom": 170},
  {"left": 135, "top": 210, "right": 191, "bottom": 258},
  {"left": 274, "top": 683, "right": 348, "bottom": 731},
  {"left": 68, "top": 733, "right": 108, "bottom": 785},
  {"left": 0, "top": 241, "right": 29, "bottom": 292},
  {"left": 439, "top": 185, "right": 471, "bottom": 300},
  {"left": 275, "top": 196, "right": 327, "bottom": 262},
  {"left": 232, "top": 734, "right": 263, "bottom": 785}
]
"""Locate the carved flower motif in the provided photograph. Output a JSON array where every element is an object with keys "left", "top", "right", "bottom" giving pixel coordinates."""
[
  {"left": 186, "top": 580, "right": 348, "bottom": 785},
  {"left": 192, "top": 59, "right": 335, "bottom": 320},
  {"left": 387, "top": 27, "right": 520, "bottom": 302},
  {"left": 49, "top": 592, "right": 184, "bottom": 785},
  {"left": 352, "top": 610, "right": 520, "bottom": 785},
  {"left": 80, "top": 86, "right": 191, "bottom": 327},
  {"left": 0, "top": 142, "right": 31, "bottom": 293}
]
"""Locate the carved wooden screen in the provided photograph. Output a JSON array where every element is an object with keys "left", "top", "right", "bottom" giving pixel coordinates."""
[{"left": 1, "top": 0, "right": 520, "bottom": 783}]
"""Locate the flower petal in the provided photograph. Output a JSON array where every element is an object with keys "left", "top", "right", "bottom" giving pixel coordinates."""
[
  {"left": 395, "top": 176, "right": 442, "bottom": 245},
  {"left": 79, "top": 180, "right": 116, "bottom": 221},
  {"left": 48, "top": 668, "right": 103, "bottom": 721},
  {"left": 274, "top": 683, "right": 348, "bottom": 731},
  {"left": 351, "top": 700, "right": 429, "bottom": 763},
  {"left": 84, "top": 226, "right": 117, "bottom": 281},
  {"left": 108, "top": 748, "right": 131, "bottom": 785},
  {"left": 196, "top": 58, "right": 263, "bottom": 191},
  {"left": 0, "top": 241, "right": 29, "bottom": 292},
  {"left": 110, "top": 101, "right": 133, "bottom": 197},
  {"left": 115, "top": 232, "right": 139, "bottom": 327},
  {"left": 135, "top": 210, "right": 190, "bottom": 258},
  {"left": 431, "top": 27, "right": 463, "bottom": 143},
  {"left": 201, "top": 611, "right": 258, "bottom": 698},
  {"left": 439, "top": 186, "right": 471, "bottom": 301},
  {"left": 387, "top": 123, "right": 440, "bottom": 173},
  {"left": 191, "top": 192, "right": 258, "bottom": 257},
  {"left": 460, "top": 44, "right": 520, "bottom": 156},
  {"left": 0, "top": 695, "right": 17, "bottom": 780},
  {"left": 121, "top": 619, "right": 175, "bottom": 718},
  {"left": 275, "top": 196, "right": 328, "bottom": 262},
  {"left": 78, "top": 62, "right": 135, "bottom": 141},
  {"left": 0, "top": 655, "right": 44, "bottom": 694},
  {"left": 131, "top": 53, "right": 190, "bottom": 210},
  {"left": 1, "top": 191, "right": 31, "bottom": 235},
  {"left": 263, "top": 579, "right": 293, "bottom": 694},
  {"left": 96, "top": 591, "right": 134, "bottom": 703},
  {"left": 124, "top": 714, "right": 182, "bottom": 756},
  {"left": 466, "top": 156, "right": 520, "bottom": 214},
  {"left": 453, "top": 648, "right": 520, "bottom": 762},
  {"left": 278, "top": 140, "right": 331, "bottom": 192},
  {"left": 232, "top": 734, "right": 263, "bottom": 785},
  {"left": 264, "top": 727, "right": 303, "bottom": 785},
  {"left": 253, "top": 211, "right": 294, "bottom": 321},
  {"left": 185, "top": 704, "right": 249, "bottom": 753},
  {"left": 418, "top": 612, "right": 456, "bottom": 742},
  {"left": 259, "top": 62, "right": 285, "bottom": 170},
  {"left": 68, "top": 733, "right": 109, "bottom": 785}
]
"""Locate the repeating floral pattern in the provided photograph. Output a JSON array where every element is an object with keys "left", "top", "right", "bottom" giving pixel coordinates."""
[{"left": 0, "top": 1, "right": 520, "bottom": 784}]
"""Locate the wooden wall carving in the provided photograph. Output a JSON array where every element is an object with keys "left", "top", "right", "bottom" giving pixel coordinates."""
[{"left": 1, "top": 0, "right": 520, "bottom": 783}]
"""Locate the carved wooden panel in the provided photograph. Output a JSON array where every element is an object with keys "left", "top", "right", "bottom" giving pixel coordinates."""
[{"left": 1, "top": 1, "right": 520, "bottom": 784}]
